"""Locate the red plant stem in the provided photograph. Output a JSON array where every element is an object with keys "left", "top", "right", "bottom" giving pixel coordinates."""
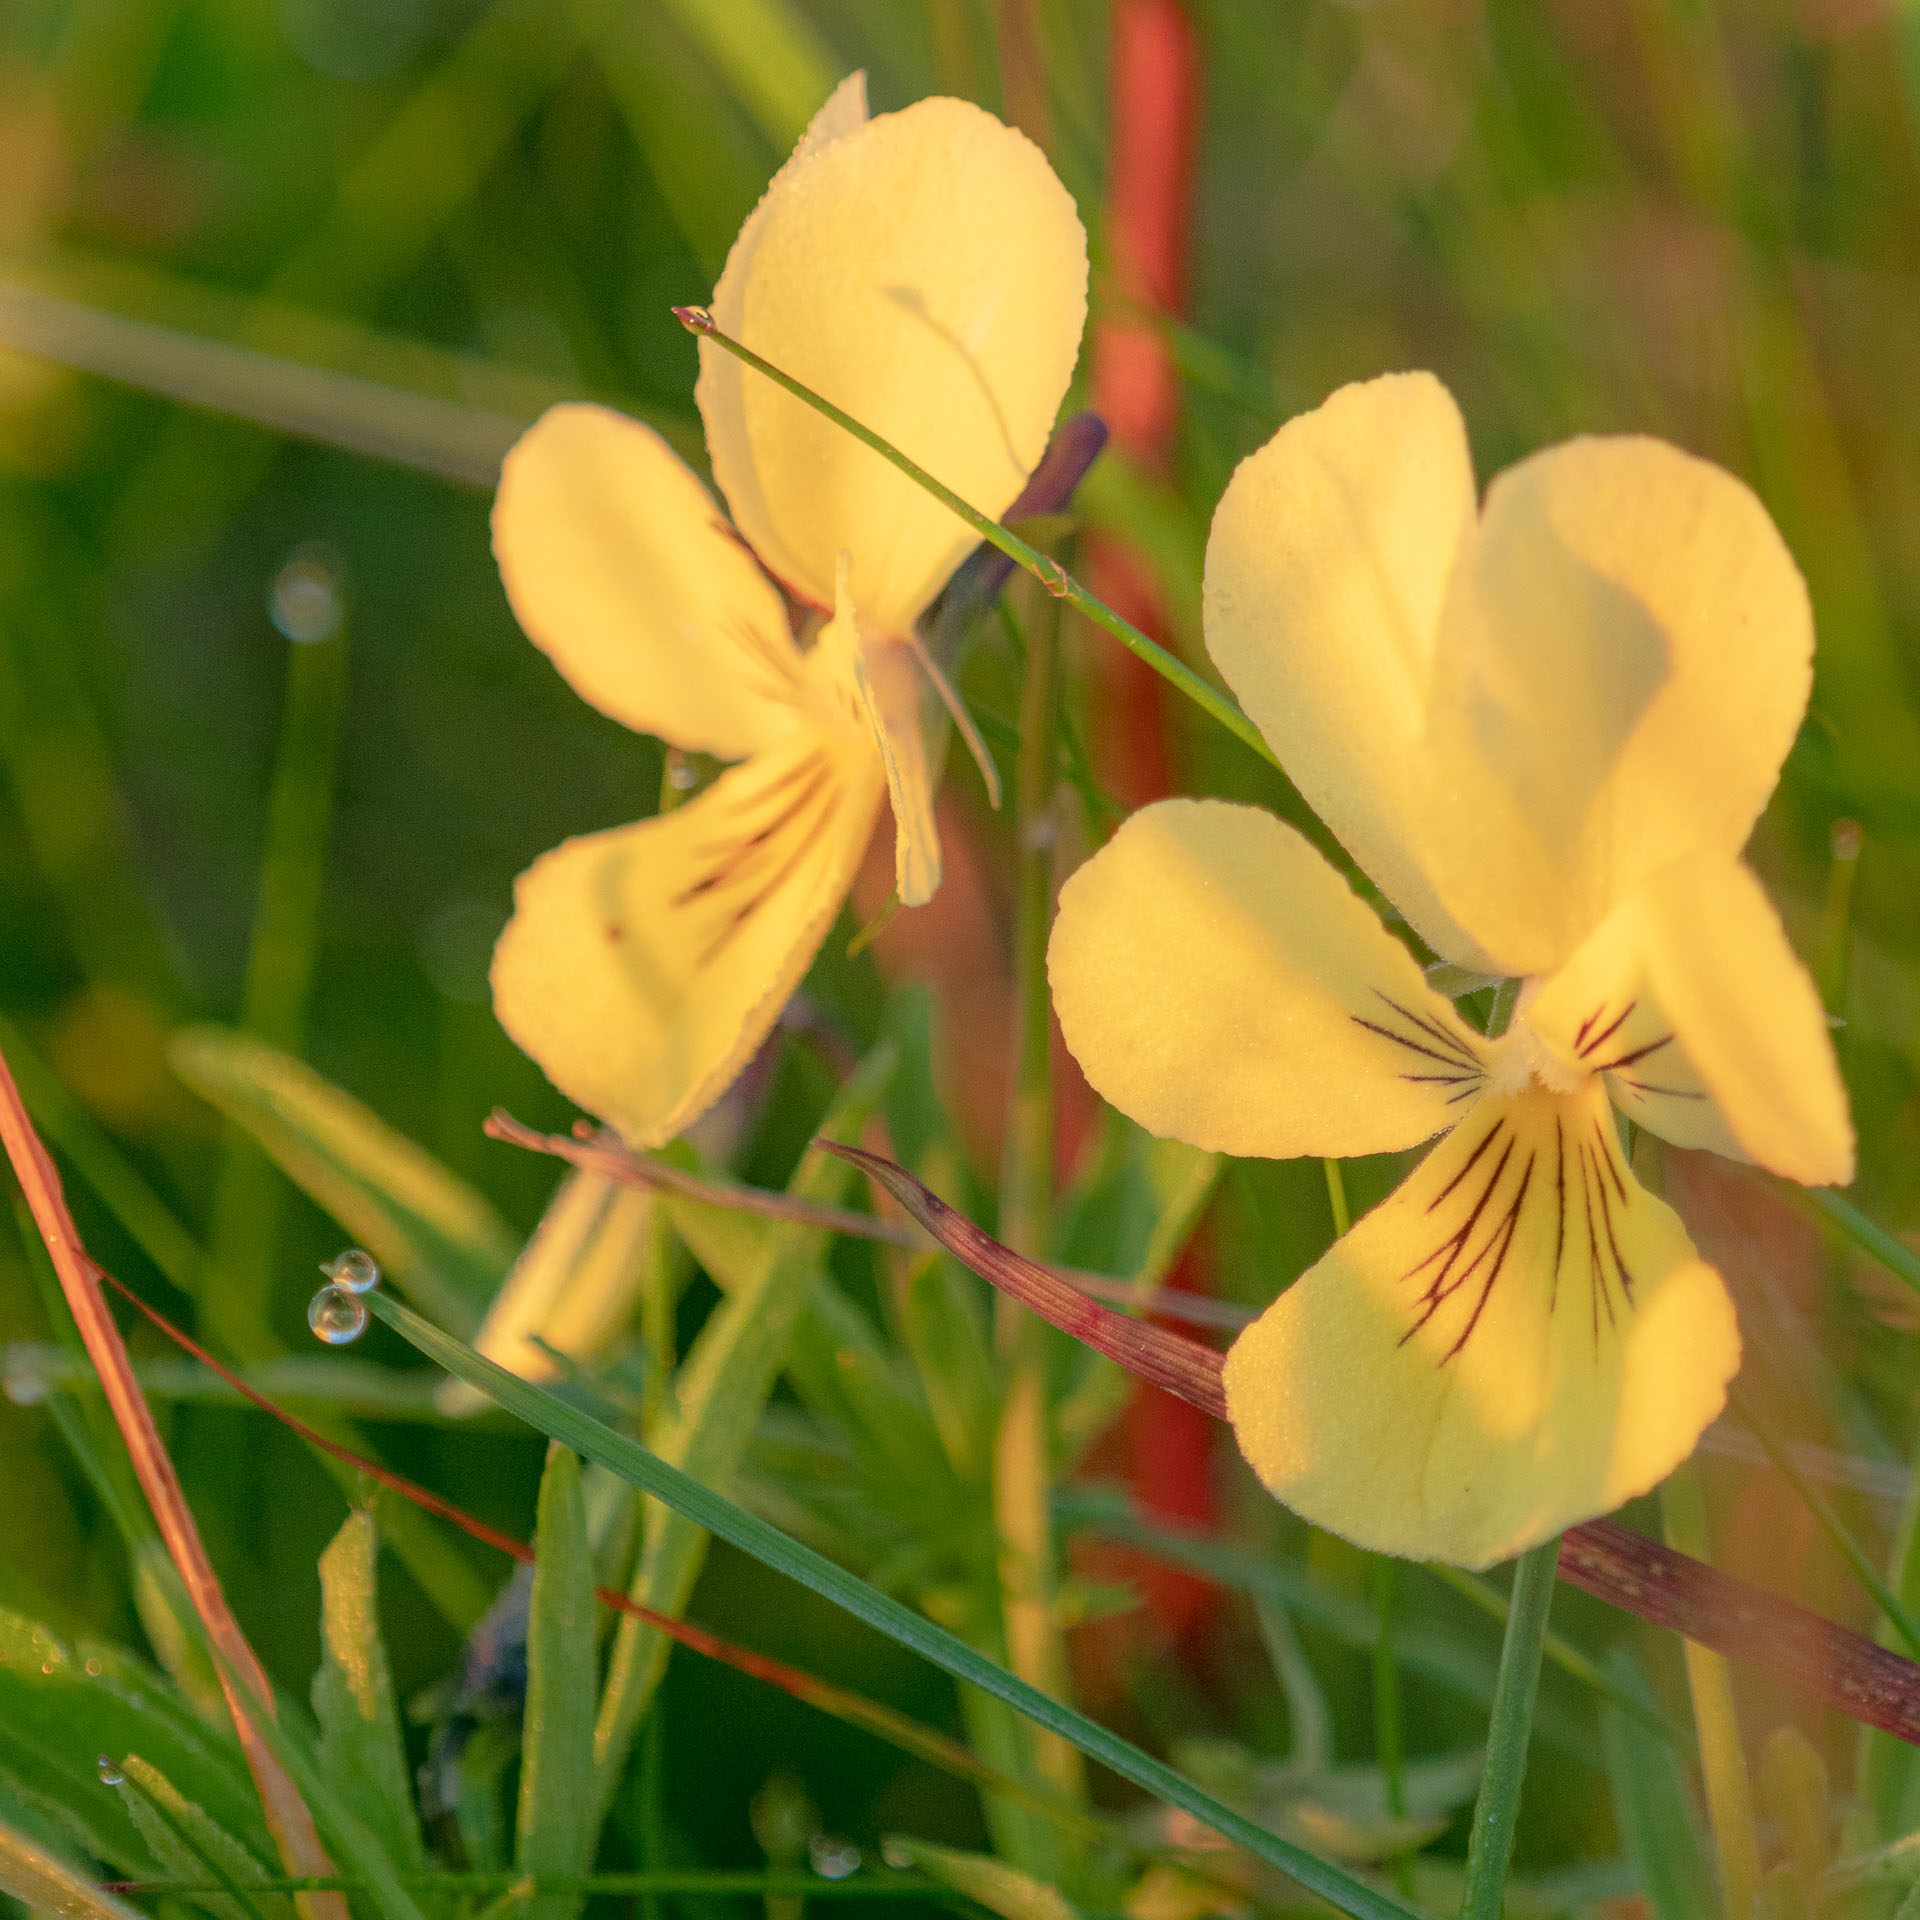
[
  {"left": 0, "top": 1046, "right": 346, "bottom": 1918},
  {"left": 823, "top": 1139, "right": 1920, "bottom": 1747}
]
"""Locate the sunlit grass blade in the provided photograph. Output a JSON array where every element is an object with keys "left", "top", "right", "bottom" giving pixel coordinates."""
[
  {"left": 0, "top": 279, "right": 524, "bottom": 486},
  {"left": 359, "top": 1287, "right": 1424, "bottom": 1920},
  {"left": 518, "top": 1448, "right": 598, "bottom": 1920},
  {"left": 654, "top": 0, "right": 837, "bottom": 147},
  {"left": 1600, "top": 1649, "right": 1717, "bottom": 1920},
  {"left": 672, "top": 307, "right": 1278, "bottom": 772},
  {"left": 172, "top": 1027, "right": 515, "bottom": 1337},
  {"left": 313, "top": 1515, "right": 424, "bottom": 1874},
  {"left": 1809, "top": 1188, "right": 1920, "bottom": 1300},
  {"left": 877, "top": 1836, "right": 1079, "bottom": 1920},
  {"left": 0, "top": 1814, "right": 147, "bottom": 1920},
  {"left": 114, "top": 1755, "right": 286, "bottom": 1920}
]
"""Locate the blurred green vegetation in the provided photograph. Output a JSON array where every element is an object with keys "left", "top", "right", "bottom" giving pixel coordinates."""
[{"left": 2, "top": 0, "right": 1920, "bottom": 1913}]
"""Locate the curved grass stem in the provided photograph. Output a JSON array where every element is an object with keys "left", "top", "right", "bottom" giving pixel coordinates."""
[{"left": 671, "top": 306, "right": 1278, "bottom": 773}]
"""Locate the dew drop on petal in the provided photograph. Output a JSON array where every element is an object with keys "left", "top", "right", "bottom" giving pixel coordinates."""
[
  {"left": 97, "top": 1757, "right": 125, "bottom": 1787},
  {"left": 808, "top": 1837, "right": 861, "bottom": 1881},
  {"left": 308, "top": 1285, "right": 368, "bottom": 1345},
  {"left": 323, "top": 1248, "right": 381, "bottom": 1294}
]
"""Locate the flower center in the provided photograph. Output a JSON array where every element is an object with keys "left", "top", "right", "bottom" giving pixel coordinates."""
[{"left": 1482, "top": 997, "right": 1590, "bottom": 1102}]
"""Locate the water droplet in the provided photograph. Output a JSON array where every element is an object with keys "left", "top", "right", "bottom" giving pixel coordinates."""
[
  {"left": 809, "top": 1836, "right": 861, "bottom": 1881},
  {"left": 665, "top": 748, "right": 699, "bottom": 791},
  {"left": 880, "top": 1840, "right": 913, "bottom": 1873},
  {"left": 97, "top": 1757, "right": 124, "bottom": 1787},
  {"left": 308, "top": 1285, "right": 368, "bottom": 1345},
  {"left": 323, "top": 1248, "right": 380, "bottom": 1294},
  {"left": 3, "top": 1348, "right": 48, "bottom": 1406},
  {"left": 270, "top": 546, "right": 344, "bottom": 643},
  {"left": 84, "top": 1657, "right": 101, "bottom": 1676},
  {"left": 1831, "top": 817, "right": 1864, "bottom": 862}
]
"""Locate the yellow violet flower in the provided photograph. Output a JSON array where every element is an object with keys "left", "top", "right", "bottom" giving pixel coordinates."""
[
  {"left": 1048, "top": 371, "right": 1853, "bottom": 1569},
  {"left": 488, "top": 73, "right": 1088, "bottom": 1150}
]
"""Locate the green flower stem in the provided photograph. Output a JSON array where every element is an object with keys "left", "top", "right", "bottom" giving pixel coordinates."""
[
  {"left": 672, "top": 307, "right": 1278, "bottom": 773},
  {"left": 1662, "top": 1459, "right": 1761, "bottom": 1920},
  {"left": 1730, "top": 1384, "right": 1920, "bottom": 1660},
  {"left": 1323, "top": 1159, "right": 1351, "bottom": 1237},
  {"left": 992, "top": 576, "right": 1087, "bottom": 1871},
  {"left": 1459, "top": 1535, "right": 1560, "bottom": 1920}
]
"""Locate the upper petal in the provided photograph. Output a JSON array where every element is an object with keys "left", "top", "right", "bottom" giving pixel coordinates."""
[
  {"left": 493, "top": 404, "right": 805, "bottom": 761},
  {"left": 1223, "top": 1080, "right": 1741, "bottom": 1568},
  {"left": 1201, "top": 372, "right": 1492, "bottom": 968},
  {"left": 699, "top": 95, "right": 1089, "bottom": 633},
  {"left": 1419, "top": 436, "right": 1814, "bottom": 972},
  {"left": 1524, "top": 852, "right": 1853, "bottom": 1188},
  {"left": 492, "top": 731, "right": 885, "bottom": 1146},
  {"left": 1048, "top": 799, "right": 1490, "bottom": 1161}
]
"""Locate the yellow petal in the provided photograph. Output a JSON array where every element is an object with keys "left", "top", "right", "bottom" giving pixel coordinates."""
[
  {"left": 493, "top": 403, "right": 805, "bottom": 760},
  {"left": 443, "top": 1170, "right": 657, "bottom": 1414},
  {"left": 1420, "top": 436, "right": 1814, "bottom": 972},
  {"left": 492, "top": 730, "right": 884, "bottom": 1146},
  {"left": 819, "top": 553, "right": 942, "bottom": 906},
  {"left": 1048, "top": 799, "right": 1490, "bottom": 1159},
  {"left": 1223, "top": 1080, "right": 1740, "bottom": 1568},
  {"left": 1201, "top": 372, "right": 1494, "bottom": 968},
  {"left": 1524, "top": 853, "right": 1853, "bottom": 1188},
  {"left": 699, "top": 96, "right": 1088, "bottom": 633}
]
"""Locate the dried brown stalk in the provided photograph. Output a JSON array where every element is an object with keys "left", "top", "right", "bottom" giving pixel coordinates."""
[
  {"left": 824, "top": 1139, "right": 1920, "bottom": 1748},
  {"left": 0, "top": 1042, "right": 348, "bottom": 1916}
]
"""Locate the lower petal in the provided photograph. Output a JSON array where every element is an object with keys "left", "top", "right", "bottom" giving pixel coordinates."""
[
  {"left": 1222, "top": 1080, "right": 1739, "bottom": 1568},
  {"left": 492, "top": 732, "right": 884, "bottom": 1146}
]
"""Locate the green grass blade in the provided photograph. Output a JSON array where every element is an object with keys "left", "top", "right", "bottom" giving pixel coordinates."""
[
  {"left": 313, "top": 1514, "right": 424, "bottom": 1873},
  {"left": 877, "top": 1836, "right": 1079, "bottom": 1920},
  {"left": 656, "top": 0, "right": 838, "bottom": 147},
  {"left": 1600, "top": 1649, "right": 1715, "bottom": 1920},
  {"left": 591, "top": 1041, "right": 898, "bottom": 1817},
  {"left": 518, "top": 1448, "right": 599, "bottom": 1920},
  {"left": 1808, "top": 1188, "right": 1920, "bottom": 1299},
  {"left": 0, "top": 1812, "right": 148, "bottom": 1920},
  {"left": 115, "top": 1755, "right": 288, "bottom": 1920},
  {"left": 170, "top": 1026, "right": 516, "bottom": 1337},
  {"left": 359, "top": 1289, "right": 1423, "bottom": 1920}
]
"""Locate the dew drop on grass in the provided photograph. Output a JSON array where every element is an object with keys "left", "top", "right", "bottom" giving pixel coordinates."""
[
  {"left": 308, "top": 1285, "right": 368, "bottom": 1345},
  {"left": 97, "top": 1757, "right": 124, "bottom": 1787},
  {"left": 323, "top": 1248, "right": 381, "bottom": 1293},
  {"left": 809, "top": 1837, "right": 861, "bottom": 1880}
]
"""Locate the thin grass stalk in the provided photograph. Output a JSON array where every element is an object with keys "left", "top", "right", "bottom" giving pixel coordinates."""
[
  {"left": 1370, "top": 1557, "right": 1414, "bottom": 1899},
  {"left": 991, "top": 572, "right": 1086, "bottom": 1869},
  {"left": 1662, "top": 1458, "right": 1761, "bottom": 1920},
  {"left": 0, "top": 1040, "right": 344, "bottom": 1920},
  {"left": 670, "top": 307, "right": 1276, "bottom": 773},
  {"left": 1459, "top": 1536, "right": 1561, "bottom": 1920}
]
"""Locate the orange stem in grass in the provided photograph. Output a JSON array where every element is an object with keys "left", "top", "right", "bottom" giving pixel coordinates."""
[{"left": 0, "top": 1041, "right": 347, "bottom": 1920}]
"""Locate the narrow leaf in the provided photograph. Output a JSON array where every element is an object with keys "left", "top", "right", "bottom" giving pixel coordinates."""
[
  {"left": 116, "top": 1755, "right": 290, "bottom": 1920},
  {"left": 518, "top": 1448, "right": 599, "bottom": 1920},
  {"left": 0, "top": 1812, "right": 148, "bottom": 1920},
  {"left": 313, "top": 1514, "right": 424, "bottom": 1872},
  {"left": 170, "top": 1027, "right": 515, "bottom": 1335},
  {"left": 879, "top": 1836, "right": 1080, "bottom": 1920},
  {"left": 1600, "top": 1650, "right": 1715, "bottom": 1920}
]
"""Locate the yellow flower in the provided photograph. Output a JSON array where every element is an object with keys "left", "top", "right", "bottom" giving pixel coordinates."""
[
  {"left": 488, "top": 73, "right": 1088, "bottom": 1149},
  {"left": 1047, "top": 372, "right": 1853, "bottom": 1569}
]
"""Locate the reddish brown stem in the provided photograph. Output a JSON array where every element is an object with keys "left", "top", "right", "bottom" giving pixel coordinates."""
[
  {"left": 0, "top": 1044, "right": 346, "bottom": 1916},
  {"left": 823, "top": 1140, "right": 1920, "bottom": 1748}
]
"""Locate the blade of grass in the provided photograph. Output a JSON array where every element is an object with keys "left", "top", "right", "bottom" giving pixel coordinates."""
[
  {"left": 1810, "top": 1188, "right": 1920, "bottom": 1300},
  {"left": 1600, "top": 1648, "right": 1716, "bottom": 1920},
  {"left": 1460, "top": 1536, "right": 1560, "bottom": 1920},
  {"left": 671, "top": 307, "right": 1277, "bottom": 773},
  {"left": 0, "top": 1815, "right": 148, "bottom": 1920},
  {"left": 656, "top": 0, "right": 837, "bottom": 147},
  {"left": 0, "top": 1035, "right": 344, "bottom": 1919},
  {"left": 359, "top": 1287, "right": 1424, "bottom": 1920},
  {"left": 518, "top": 1448, "right": 598, "bottom": 1920},
  {"left": 1662, "top": 1459, "right": 1760, "bottom": 1920}
]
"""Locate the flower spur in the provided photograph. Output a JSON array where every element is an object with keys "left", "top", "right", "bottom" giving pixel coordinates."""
[{"left": 1048, "top": 371, "right": 1852, "bottom": 1568}]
